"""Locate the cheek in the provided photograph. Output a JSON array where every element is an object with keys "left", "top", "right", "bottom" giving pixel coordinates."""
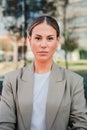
[
  {"left": 50, "top": 43, "right": 58, "bottom": 52},
  {"left": 30, "top": 41, "right": 38, "bottom": 53}
]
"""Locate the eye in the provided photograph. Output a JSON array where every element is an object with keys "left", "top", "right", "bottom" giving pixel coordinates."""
[
  {"left": 48, "top": 37, "right": 54, "bottom": 41},
  {"left": 35, "top": 37, "right": 41, "bottom": 41}
]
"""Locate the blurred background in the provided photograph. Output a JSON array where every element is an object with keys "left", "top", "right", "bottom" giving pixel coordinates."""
[{"left": 0, "top": 0, "right": 87, "bottom": 100}]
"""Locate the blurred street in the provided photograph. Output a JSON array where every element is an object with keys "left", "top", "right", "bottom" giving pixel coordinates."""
[{"left": 0, "top": 61, "right": 24, "bottom": 76}]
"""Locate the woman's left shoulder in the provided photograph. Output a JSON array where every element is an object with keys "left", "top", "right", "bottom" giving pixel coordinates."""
[
  {"left": 58, "top": 66, "right": 84, "bottom": 91},
  {"left": 56, "top": 64, "right": 83, "bottom": 82},
  {"left": 64, "top": 67, "right": 82, "bottom": 80}
]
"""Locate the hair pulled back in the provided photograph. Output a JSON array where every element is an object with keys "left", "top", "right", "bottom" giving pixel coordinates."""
[{"left": 28, "top": 15, "right": 60, "bottom": 37}]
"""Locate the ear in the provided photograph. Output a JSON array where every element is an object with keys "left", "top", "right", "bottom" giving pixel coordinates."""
[
  {"left": 57, "top": 36, "right": 60, "bottom": 42},
  {"left": 28, "top": 35, "right": 31, "bottom": 42},
  {"left": 57, "top": 36, "right": 60, "bottom": 46},
  {"left": 28, "top": 35, "right": 31, "bottom": 46}
]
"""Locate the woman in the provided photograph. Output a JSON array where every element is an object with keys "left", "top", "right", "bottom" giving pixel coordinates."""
[{"left": 0, "top": 16, "right": 87, "bottom": 130}]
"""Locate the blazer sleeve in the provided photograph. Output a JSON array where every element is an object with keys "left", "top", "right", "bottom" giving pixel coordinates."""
[
  {"left": 69, "top": 76, "right": 87, "bottom": 129},
  {"left": 0, "top": 74, "right": 16, "bottom": 130}
]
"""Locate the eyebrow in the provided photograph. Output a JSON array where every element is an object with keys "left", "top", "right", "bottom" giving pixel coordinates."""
[{"left": 35, "top": 34, "right": 55, "bottom": 37}]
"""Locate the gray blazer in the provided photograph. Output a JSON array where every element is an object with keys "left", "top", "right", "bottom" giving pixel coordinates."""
[{"left": 0, "top": 62, "right": 87, "bottom": 130}]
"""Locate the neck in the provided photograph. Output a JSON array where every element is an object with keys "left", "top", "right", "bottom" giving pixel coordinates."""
[{"left": 34, "top": 60, "right": 53, "bottom": 74}]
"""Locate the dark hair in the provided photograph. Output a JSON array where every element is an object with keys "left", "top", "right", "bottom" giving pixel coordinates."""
[{"left": 28, "top": 15, "right": 60, "bottom": 37}]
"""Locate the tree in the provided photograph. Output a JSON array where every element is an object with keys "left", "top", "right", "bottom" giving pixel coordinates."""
[
  {"left": 61, "top": 32, "right": 78, "bottom": 53},
  {"left": 63, "top": 0, "right": 69, "bottom": 68},
  {"left": 3, "top": 0, "right": 17, "bottom": 17},
  {"left": 40, "top": 0, "right": 57, "bottom": 16}
]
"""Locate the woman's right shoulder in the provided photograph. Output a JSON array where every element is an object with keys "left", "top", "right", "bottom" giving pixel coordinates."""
[
  {"left": 4, "top": 66, "right": 27, "bottom": 83},
  {"left": 5, "top": 69, "right": 21, "bottom": 80},
  {"left": 4, "top": 63, "right": 33, "bottom": 83}
]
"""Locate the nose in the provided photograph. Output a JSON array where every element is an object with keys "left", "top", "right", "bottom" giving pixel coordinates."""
[{"left": 40, "top": 39, "right": 47, "bottom": 48}]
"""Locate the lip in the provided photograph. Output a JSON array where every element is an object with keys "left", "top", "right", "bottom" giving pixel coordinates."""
[
  {"left": 38, "top": 51, "right": 48, "bottom": 53},
  {"left": 37, "top": 51, "right": 48, "bottom": 55}
]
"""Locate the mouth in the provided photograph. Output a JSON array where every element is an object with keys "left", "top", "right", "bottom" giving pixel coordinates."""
[{"left": 37, "top": 51, "right": 48, "bottom": 55}]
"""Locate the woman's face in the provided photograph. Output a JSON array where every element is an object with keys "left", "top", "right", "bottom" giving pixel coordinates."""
[{"left": 28, "top": 22, "right": 60, "bottom": 63}]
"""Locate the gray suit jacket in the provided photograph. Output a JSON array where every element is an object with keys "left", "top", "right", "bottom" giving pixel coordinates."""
[{"left": 0, "top": 62, "right": 87, "bottom": 130}]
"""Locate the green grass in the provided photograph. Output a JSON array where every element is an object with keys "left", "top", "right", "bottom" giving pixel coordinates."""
[{"left": 56, "top": 61, "right": 87, "bottom": 67}]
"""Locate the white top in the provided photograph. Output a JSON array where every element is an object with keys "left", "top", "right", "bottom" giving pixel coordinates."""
[{"left": 30, "top": 71, "right": 51, "bottom": 130}]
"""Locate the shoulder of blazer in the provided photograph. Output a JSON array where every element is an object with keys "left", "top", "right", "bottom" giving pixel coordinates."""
[
  {"left": 3, "top": 65, "right": 32, "bottom": 98},
  {"left": 3, "top": 66, "right": 30, "bottom": 90},
  {"left": 54, "top": 64, "right": 83, "bottom": 88},
  {"left": 58, "top": 66, "right": 83, "bottom": 92},
  {"left": 4, "top": 68, "right": 22, "bottom": 82},
  {"left": 4, "top": 63, "right": 33, "bottom": 81},
  {"left": 57, "top": 64, "right": 83, "bottom": 79}
]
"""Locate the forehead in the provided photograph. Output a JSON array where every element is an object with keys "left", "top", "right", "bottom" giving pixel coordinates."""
[{"left": 31, "top": 22, "right": 57, "bottom": 35}]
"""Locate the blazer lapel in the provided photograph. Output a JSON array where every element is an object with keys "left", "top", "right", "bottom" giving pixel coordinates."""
[
  {"left": 17, "top": 63, "right": 34, "bottom": 130},
  {"left": 46, "top": 63, "right": 66, "bottom": 130}
]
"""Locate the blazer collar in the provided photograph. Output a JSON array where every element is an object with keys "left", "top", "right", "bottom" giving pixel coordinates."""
[
  {"left": 50, "top": 62, "right": 64, "bottom": 82},
  {"left": 21, "top": 61, "right": 63, "bottom": 82},
  {"left": 21, "top": 62, "right": 34, "bottom": 82}
]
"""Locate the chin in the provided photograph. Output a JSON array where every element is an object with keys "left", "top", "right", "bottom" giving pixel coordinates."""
[{"left": 37, "top": 57, "right": 52, "bottom": 63}]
